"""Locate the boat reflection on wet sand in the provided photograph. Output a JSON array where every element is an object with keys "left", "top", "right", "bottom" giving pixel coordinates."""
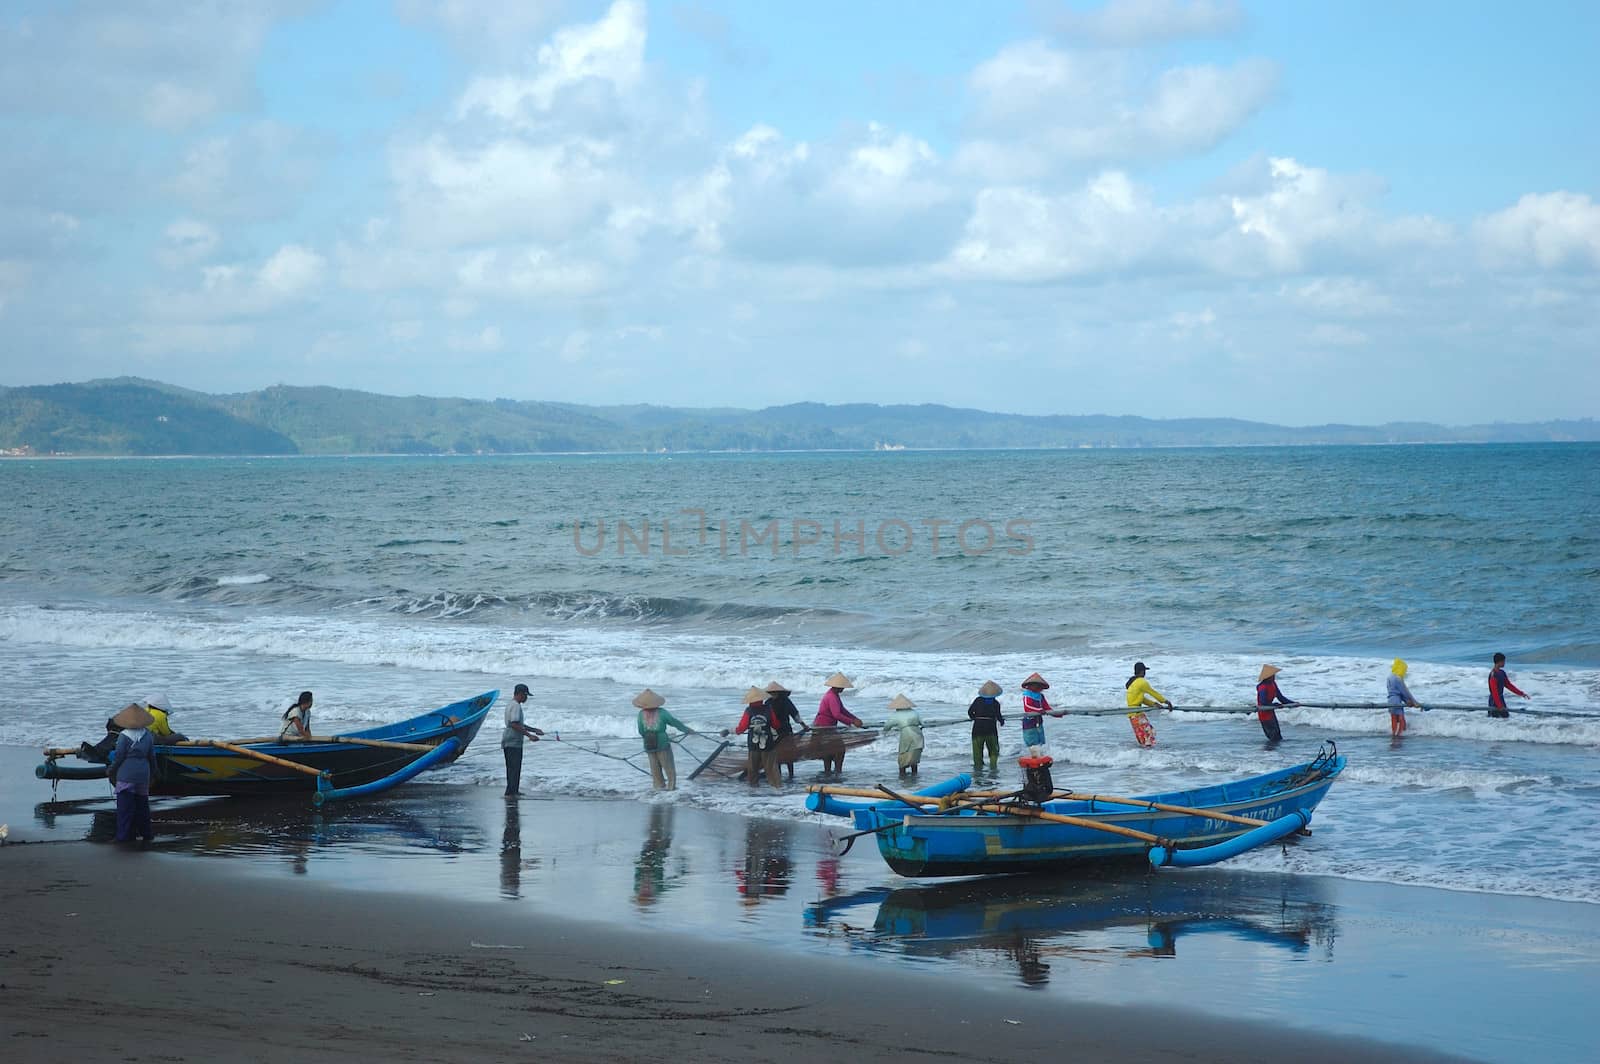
[
  {"left": 32, "top": 785, "right": 487, "bottom": 874},
  {"left": 805, "top": 869, "right": 1336, "bottom": 985}
]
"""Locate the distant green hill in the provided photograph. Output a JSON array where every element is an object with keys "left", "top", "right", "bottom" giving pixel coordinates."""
[
  {"left": 0, "top": 380, "right": 298, "bottom": 455},
  {"left": 0, "top": 377, "right": 1595, "bottom": 456}
]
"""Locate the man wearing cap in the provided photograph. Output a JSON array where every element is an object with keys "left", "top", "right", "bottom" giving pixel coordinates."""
[
  {"left": 1124, "top": 662, "right": 1172, "bottom": 747},
  {"left": 502, "top": 683, "right": 544, "bottom": 796},
  {"left": 78, "top": 693, "right": 185, "bottom": 763}
]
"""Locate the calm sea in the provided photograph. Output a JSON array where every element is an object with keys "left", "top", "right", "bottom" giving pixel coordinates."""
[{"left": 4, "top": 445, "right": 1597, "bottom": 901}]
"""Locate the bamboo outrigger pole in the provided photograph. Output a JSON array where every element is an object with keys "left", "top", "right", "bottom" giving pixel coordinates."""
[{"left": 204, "top": 740, "right": 329, "bottom": 779}]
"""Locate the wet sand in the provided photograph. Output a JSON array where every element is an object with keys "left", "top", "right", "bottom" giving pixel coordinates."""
[{"left": 5, "top": 746, "right": 1591, "bottom": 1062}]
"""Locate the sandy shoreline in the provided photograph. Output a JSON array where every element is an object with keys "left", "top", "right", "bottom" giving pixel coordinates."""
[
  {"left": 3, "top": 842, "right": 1475, "bottom": 1064},
  {"left": 7, "top": 745, "right": 1594, "bottom": 1062}
]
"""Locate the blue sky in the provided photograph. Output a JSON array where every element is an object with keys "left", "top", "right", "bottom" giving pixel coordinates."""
[{"left": 1, "top": 0, "right": 1596, "bottom": 424}]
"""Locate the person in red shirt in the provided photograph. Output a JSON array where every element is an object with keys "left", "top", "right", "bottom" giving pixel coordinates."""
[{"left": 1487, "top": 652, "right": 1529, "bottom": 719}]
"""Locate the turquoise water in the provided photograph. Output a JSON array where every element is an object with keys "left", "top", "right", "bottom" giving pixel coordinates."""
[{"left": 4, "top": 444, "right": 1598, "bottom": 900}]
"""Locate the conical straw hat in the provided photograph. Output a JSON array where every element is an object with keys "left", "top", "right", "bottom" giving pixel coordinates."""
[
  {"left": 978, "top": 680, "right": 1002, "bottom": 697},
  {"left": 742, "top": 686, "right": 768, "bottom": 705},
  {"left": 112, "top": 704, "right": 155, "bottom": 729},
  {"left": 1258, "top": 664, "right": 1281, "bottom": 682},
  {"left": 765, "top": 681, "right": 791, "bottom": 695},
  {"left": 1021, "top": 672, "right": 1049, "bottom": 690},
  {"left": 887, "top": 693, "right": 915, "bottom": 711},
  {"left": 824, "top": 672, "right": 854, "bottom": 690},
  {"left": 632, "top": 688, "right": 665, "bottom": 709}
]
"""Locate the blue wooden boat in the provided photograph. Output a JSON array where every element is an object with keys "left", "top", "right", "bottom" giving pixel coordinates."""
[
  {"left": 820, "top": 745, "right": 1344, "bottom": 877},
  {"left": 38, "top": 691, "right": 496, "bottom": 806}
]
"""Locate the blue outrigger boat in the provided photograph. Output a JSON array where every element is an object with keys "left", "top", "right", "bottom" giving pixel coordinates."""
[
  {"left": 808, "top": 744, "right": 1344, "bottom": 877},
  {"left": 39, "top": 691, "right": 496, "bottom": 807}
]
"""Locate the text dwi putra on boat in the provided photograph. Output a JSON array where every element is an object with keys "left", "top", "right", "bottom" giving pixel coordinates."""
[{"left": 571, "top": 511, "right": 1035, "bottom": 558}]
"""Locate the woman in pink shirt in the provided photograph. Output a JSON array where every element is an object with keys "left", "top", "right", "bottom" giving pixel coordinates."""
[{"left": 813, "top": 672, "right": 864, "bottom": 775}]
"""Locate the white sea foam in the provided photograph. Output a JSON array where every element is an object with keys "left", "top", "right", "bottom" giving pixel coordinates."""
[{"left": 216, "top": 573, "right": 271, "bottom": 586}]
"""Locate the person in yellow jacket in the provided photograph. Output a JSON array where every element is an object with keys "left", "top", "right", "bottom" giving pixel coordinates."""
[
  {"left": 1123, "top": 663, "right": 1172, "bottom": 747},
  {"left": 78, "top": 693, "right": 185, "bottom": 762}
]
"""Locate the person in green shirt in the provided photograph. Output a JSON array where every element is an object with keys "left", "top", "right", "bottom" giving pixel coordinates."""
[{"left": 634, "top": 688, "right": 691, "bottom": 790}]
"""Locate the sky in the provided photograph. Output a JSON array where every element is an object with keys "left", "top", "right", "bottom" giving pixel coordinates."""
[{"left": 1, "top": 0, "right": 1596, "bottom": 425}]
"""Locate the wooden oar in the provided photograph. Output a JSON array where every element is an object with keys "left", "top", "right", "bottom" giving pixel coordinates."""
[{"left": 203, "top": 740, "right": 329, "bottom": 779}]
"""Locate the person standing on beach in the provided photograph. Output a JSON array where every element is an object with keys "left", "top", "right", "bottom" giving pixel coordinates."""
[
  {"left": 635, "top": 689, "right": 690, "bottom": 790},
  {"left": 1255, "top": 665, "right": 1296, "bottom": 742},
  {"left": 1386, "top": 659, "right": 1421, "bottom": 737},
  {"left": 765, "top": 681, "right": 806, "bottom": 781},
  {"left": 813, "top": 673, "right": 864, "bottom": 775},
  {"left": 279, "top": 691, "right": 313, "bottom": 740},
  {"left": 502, "top": 682, "right": 543, "bottom": 796},
  {"left": 968, "top": 680, "right": 1005, "bottom": 774},
  {"left": 107, "top": 704, "right": 157, "bottom": 844},
  {"left": 731, "top": 686, "right": 782, "bottom": 789},
  {"left": 1124, "top": 662, "right": 1171, "bottom": 747},
  {"left": 882, "top": 694, "right": 925, "bottom": 777},
  {"left": 1020, "top": 673, "right": 1056, "bottom": 755},
  {"left": 1487, "top": 653, "right": 1530, "bottom": 718}
]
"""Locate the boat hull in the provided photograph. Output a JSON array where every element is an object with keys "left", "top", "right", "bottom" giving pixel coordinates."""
[
  {"left": 69, "top": 691, "right": 496, "bottom": 798},
  {"left": 855, "top": 755, "right": 1344, "bottom": 878}
]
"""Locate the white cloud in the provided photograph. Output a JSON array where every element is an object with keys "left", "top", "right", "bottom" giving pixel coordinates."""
[
  {"left": 152, "top": 244, "right": 326, "bottom": 323},
  {"left": 258, "top": 245, "right": 326, "bottom": 297},
  {"left": 1475, "top": 192, "right": 1600, "bottom": 271},
  {"left": 681, "top": 122, "right": 961, "bottom": 267},
  {"left": 396, "top": 0, "right": 566, "bottom": 63},
  {"left": 391, "top": 135, "right": 620, "bottom": 247},
  {"left": 957, "top": 41, "right": 1277, "bottom": 177},
  {"left": 455, "top": 0, "right": 646, "bottom": 122},
  {"left": 945, "top": 172, "right": 1162, "bottom": 281},
  {"left": 1207, "top": 157, "right": 1451, "bottom": 274},
  {"left": 1050, "top": 0, "right": 1244, "bottom": 45}
]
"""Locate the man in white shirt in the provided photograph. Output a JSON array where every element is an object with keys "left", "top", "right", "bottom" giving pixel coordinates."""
[{"left": 502, "top": 683, "right": 543, "bottom": 796}]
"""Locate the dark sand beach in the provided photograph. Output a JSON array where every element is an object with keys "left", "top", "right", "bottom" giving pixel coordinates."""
[{"left": 4, "top": 746, "right": 1591, "bottom": 1063}]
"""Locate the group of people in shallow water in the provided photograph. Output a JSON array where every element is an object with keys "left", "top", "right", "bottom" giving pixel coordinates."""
[
  {"left": 492, "top": 650, "right": 1535, "bottom": 793},
  {"left": 83, "top": 652, "right": 1536, "bottom": 824}
]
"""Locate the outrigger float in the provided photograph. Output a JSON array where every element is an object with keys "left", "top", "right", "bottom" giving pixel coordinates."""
[
  {"left": 38, "top": 691, "right": 495, "bottom": 807},
  {"left": 807, "top": 742, "right": 1344, "bottom": 877}
]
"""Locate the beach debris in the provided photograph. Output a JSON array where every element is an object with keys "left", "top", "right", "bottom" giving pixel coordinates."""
[
  {"left": 470, "top": 941, "right": 524, "bottom": 949},
  {"left": 603, "top": 979, "right": 626, "bottom": 986},
  {"left": 418, "top": 992, "right": 436, "bottom": 997},
  {"left": 1004, "top": 1019, "right": 1021, "bottom": 1025},
  {"left": 520, "top": 1033, "right": 535, "bottom": 1041}
]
